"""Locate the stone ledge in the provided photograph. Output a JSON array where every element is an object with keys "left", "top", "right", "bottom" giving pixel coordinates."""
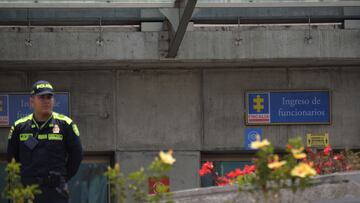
[{"left": 167, "top": 171, "right": 360, "bottom": 203}]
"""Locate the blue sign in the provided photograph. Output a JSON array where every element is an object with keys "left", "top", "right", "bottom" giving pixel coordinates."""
[
  {"left": 245, "top": 128, "right": 262, "bottom": 150},
  {"left": 0, "top": 93, "right": 70, "bottom": 127},
  {"left": 0, "top": 95, "right": 9, "bottom": 126},
  {"left": 246, "top": 91, "right": 330, "bottom": 125}
]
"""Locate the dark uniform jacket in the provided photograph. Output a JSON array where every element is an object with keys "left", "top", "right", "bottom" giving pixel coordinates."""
[{"left": 7, "top": 112, "right": 83, "bottom": 182}]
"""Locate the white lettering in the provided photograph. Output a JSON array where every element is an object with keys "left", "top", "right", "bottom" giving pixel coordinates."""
[{"left": 282, "top": 97, "right": 310, "bottom": 108}]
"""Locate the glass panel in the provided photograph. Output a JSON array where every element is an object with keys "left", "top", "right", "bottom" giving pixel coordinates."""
[{"left": 68, "top": 163, "right": 109, "bottom": 203}]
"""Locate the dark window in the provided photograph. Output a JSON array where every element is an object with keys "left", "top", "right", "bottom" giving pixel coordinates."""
[{"left": 200, "top": 154, "right": 254, "bottom": 187}]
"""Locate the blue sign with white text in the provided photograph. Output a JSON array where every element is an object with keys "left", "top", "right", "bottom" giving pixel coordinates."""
[
  {"left": 0, "top": 93, "right": 70, "bottom": 127},
  {"left": 245, "top": 128, "right": 262, "bottom": 150},
  {"left": 247, "top": 91, "right": 330, "bottom": 124}
]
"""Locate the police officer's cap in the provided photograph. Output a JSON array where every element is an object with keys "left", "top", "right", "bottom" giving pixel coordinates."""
[{"left": 31, "top": 80, "right": 54, "bottom": 96}]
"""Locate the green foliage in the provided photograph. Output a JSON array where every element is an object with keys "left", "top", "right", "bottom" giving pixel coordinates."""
[
  {"left": 148, "top": 157, "right": 172, "bottom": 178},
  {"left": 2, "top": 158, "right": 41, "bottom": 203},
  {"left": 235, "top": 137, "right": 315, "bottom": 201},
  {"left": 235, "top": 173, "right": 256, "bottom": 187},
  {"left": 104, "top": 151, "right": 175, "bottom": 203},
  {"left": 147, "top": 157, "right": 174, "bottom": 203},
  {"left": 103, "top": 163, "right": 127, "bottom": 203},
  {"left": 128, "top": 167, "right": 147, "bottom": 202}
]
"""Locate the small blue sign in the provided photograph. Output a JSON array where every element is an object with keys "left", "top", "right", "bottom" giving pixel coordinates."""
[
  {"left": 246, "top": 91, "right": 330, "bottom": 125},
  {"left": 0, "top": 95, "right": 9, "bottom": 126},
  {"left": 0, "top": 93, "right": 70, "bottom": 127},
  {"left": 244, "top": 128, "right": 262, "bottom": 150}
]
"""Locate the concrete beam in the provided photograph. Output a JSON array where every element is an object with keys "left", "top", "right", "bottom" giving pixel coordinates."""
[
  {"left": 0, "top": 27, "right": 359, "bottom": 66},
  {"left": 0, "top": 2, "right": 175, "bottom": 8},
  {"left": 1, "top": 1, "right": 359, "bottom": 8}
]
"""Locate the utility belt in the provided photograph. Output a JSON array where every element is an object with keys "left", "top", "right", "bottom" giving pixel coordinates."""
[
  {"left": 23, "top": 171, "right": 70, "bottom": 199},
  {"left": 22, "top": 171, "right": 66, "bottom": 187}
]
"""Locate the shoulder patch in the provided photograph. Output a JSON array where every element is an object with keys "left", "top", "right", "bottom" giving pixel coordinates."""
[
  {"left": 14, "top": 114, "right": 33, "bottom": 127},
  {"left": 53, "top": 112, "right": 73, "bottom": 125},
  {"left": 72, "top": 124, "right": 80, "bottom": 136}
]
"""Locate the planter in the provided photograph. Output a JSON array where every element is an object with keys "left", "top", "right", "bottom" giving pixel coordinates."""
[{"left": 166, "top": 171, "right": 360, "bottom": 203}]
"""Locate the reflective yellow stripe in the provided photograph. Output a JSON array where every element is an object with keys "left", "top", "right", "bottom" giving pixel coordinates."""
[
  {"left": 8, "top": 126, "right": 14, "bottom": 140},
  {"left": 38, "top": 134, "right": 47, "bottom": 140},
  {"left": 19, "top": 133, "right": 32, "bottom": 141},
  {"left": 14, "top": 114, "right": 33, "bottom": 127},
  {"left": 48, "top": 134, "right": 63, "bottom": 141},
  {"left": 53, "top": 112, "right": 72, "bottom": 125},
  {"left": 72, "top": 124, "right": 80, "bottom": 136}
]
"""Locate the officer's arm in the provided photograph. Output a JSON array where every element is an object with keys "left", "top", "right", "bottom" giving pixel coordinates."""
[
  {"left": 7, "top": 125, "right": 19, "bottom": 162},
  {"left": 65, "top": 122, "right": 83, "bottom": 181}
]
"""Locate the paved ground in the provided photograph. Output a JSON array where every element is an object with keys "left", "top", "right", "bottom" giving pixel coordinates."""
[{"left": 314, "top": 195, "right": 360, "bottom": 203}]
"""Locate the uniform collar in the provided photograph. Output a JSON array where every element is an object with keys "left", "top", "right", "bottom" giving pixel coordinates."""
[{"left": 31, "top": 112, "right": 54, "bottom": 130}]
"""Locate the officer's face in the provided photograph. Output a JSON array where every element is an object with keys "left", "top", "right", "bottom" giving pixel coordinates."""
[{"left": 30, "top": 94, "right": 54, "bottom": 115}]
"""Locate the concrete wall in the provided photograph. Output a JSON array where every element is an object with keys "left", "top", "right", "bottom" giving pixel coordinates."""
[
  {"left": 0, "top": 26, "right": 359, "bottom": 191},
  {"left": 204, "top": 68, "right": 360, "bottom": 149},
  {"left": 0, "top": 67, "right": 359, "bottom": 191}
]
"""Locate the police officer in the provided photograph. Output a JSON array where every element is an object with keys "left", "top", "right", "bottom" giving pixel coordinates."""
[{"left": 7, "top": 80, "right": 83, "bottom": 203}]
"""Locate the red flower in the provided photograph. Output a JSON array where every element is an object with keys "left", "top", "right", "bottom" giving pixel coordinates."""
[
  {"left": 316, "top": 167, "right": 321, "bottom": 174},
  {"left": 243, "top": 165, "right": 256, "bottom": 174},
  {"left": 323, "top": 161, "right": 332, "bottom": 167},
  {"left": 323, "top": 144, "right": 332, "bottom": 156},
  {"left": 226, "top": 169, "right": 243, "bottom": 179},
  {"left": 216, "top": 177, "right": 231, "bottom": 186},
  {"left": 287, "top": 144, "right": 293, "bottom": 150},
  {"left": 199, "top": 161, "right": 214, "bottom": 176},
  {"left": 334, "top": 155, "right": 342, "bottom": 161}
]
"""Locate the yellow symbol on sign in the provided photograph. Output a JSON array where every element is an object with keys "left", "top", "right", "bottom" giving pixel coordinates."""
[
  {"left": 253, "top": 95, "right": 264, "bottom": 113},
  {"left": 306, "top": 133, "right": 329, "bottom": 147},
  {"left": 0, "top": 100, "right": 3, "bottom": 112}
]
